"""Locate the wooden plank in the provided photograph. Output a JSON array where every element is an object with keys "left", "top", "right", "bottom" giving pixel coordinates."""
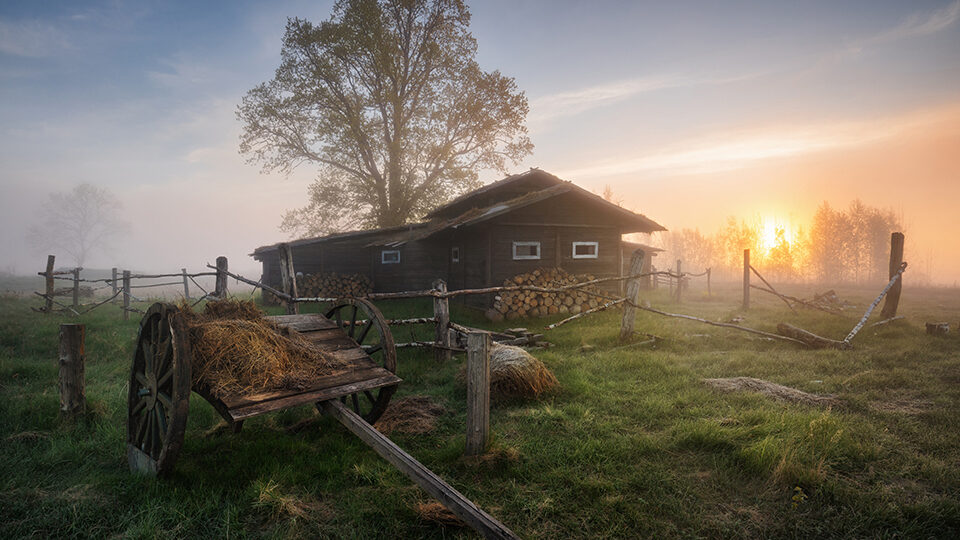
[
  {"left": 122, "top": 270, "right": 131, "bottom": 321},
  {"left": 433, "top": 279, "right": 451, "bottom": 362},
  {"left": 214, "top": 256, "right": 228, "bottom": 298},
  {"left": 742, "top": 249, "right": 750, "bottom": 310},
  {"left": 319, "top": 400, "right": 519, "bottom": 540},
  {"left": 465, "top": 332, "right": 491, "bottom": 456},
  {"left": 220, "top": 365, "right": 390, "bottom": 408},
  {"left": 777, "top": 323, "right": 851, "bottom": 350},
  {"left": 58, "top": 323, "right": 85, "bottom": 416},
  {"left": 44, "top": 255, "right": 55, "bottom": 313},
  {"left": 266, "top": 313, "right": 339, "bottom": 332},
  {"left": 278, "top": 243, "right": 300, "bottom": 315},
  {"left": 229, "top": 373, "right": 401, "bottom": 420},
  {"left": 619, "top": 249, "right": 645, "bottom": 342},
  {"left": 881, "top": 232, "right": 905, "bottom": 318}
]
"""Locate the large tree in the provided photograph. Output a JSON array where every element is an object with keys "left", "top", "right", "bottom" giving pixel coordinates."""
[
  {"left": 27, "top": 184, "right": 126, "bottom": 267},
  {"left": 238, "top": 0, "right": 533, "bottom": 236}
]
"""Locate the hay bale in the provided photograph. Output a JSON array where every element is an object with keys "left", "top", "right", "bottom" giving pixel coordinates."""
[
  {"left": 373, "top": 396, "right": 445, "bottom": 434},
  {"left": 703, "top": 377, "right": 835, "bottom": 406},
  {"left": 179, "top": 299, "right": 351, "bottom": 398},
  {"left": 414, "top": 501, "right": 464, "bottom": 527},
  {"left": 459, "top": 343, "right": 557, "bottom": 398}
]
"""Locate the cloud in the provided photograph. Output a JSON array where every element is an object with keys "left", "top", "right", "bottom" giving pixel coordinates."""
[
  {"left": 0, "top": 18, "right": 71, "bottom": 58},
  {"left": 845, "top": 0, "right": 959, "bottom": 56},
  {"left": 529, "top": 72, "right": 757, "bottom": 124},
  {"left": 557, "top": 104, "right": 960, "bottom": 180}
]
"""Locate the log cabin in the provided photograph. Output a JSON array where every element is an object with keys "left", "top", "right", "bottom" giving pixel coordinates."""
[{"left": 251, "top": 169, "right": 666, "bottom": 305}]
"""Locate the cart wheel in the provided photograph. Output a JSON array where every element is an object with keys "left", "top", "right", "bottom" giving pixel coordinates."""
[
  {"left": 127, "top": 303, "right": 192, "bottom": 476},
  {"left": 325, "top": 297, "right": 397, "bottom": 423}
]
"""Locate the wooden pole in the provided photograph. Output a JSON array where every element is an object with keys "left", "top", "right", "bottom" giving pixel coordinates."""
[
  {"left": 319, "top": 400, "right": 518, "bottom": 539},
  {"left": 465, "top": 331, "right": 491, "bottom": 456},
  {"left": 181, "top": 268, "right": 190, "bottom": 300},
  {"left": 43, "top": 255, "right": 55, "bottom": 313},
  {"left": 742, "top": 249, "right": 750, "bottom": 310},
  {"left": 72, "top": 267, "right": 80, "bottom": 310},
  {"left": 432, "top": 279, "right": 451, "bottom": 362},
  {"left": 122, "top": 270, "right": 131, "bottom": 321},
  {"left": 58, "top": 323, "right": 86, "bottom": 416},
  {"left": 880, "top": 232, "right": 905, "bottom": 319},
  {"left": 214, "top": 256, "right": 228, "bottom": 299},
  {"left": 619, "top": 249, "right": 646, "bottom": 342},
  {"left": 675, "top": 259, "right": 682, "bottom": 303},
  {"left": 707, "top": 268, "right": 712, "bottom": 298},
  {"left": 277, "top": 244, "right": 299, "bottom": 315},
  {"left": 111, "top": 267, "right": 118, "bottom": 304}
]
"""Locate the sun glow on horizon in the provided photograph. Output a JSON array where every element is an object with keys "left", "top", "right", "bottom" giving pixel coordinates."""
[{"left": 757, "top": 216, "right": 794, "bottom": 256}]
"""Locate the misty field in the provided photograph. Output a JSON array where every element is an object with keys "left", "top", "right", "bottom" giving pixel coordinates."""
[{"left": 1, "top": 284, "right": 959, "bottom": 538}]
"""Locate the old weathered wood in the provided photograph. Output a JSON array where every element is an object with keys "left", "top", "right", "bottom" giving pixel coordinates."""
[
  {"left": 547, "top": 298, "right": 625, "bottom": 330},
  {"left": 181, "top": 268, "right": 190, "bottom": 299},
  {"left": 122, "top": 270, "right": 131, "bottom": 321},
  {"left": 432, "top": 279, "right": 451, "bottom": 363},
  {"left": 466, "top": 332, "right": 491, "bottom": 456},
  {"left": 880, "top": 232, "right": 905, "bottom": 319},
  {"left": 58, "top": 323, "right": 86, "bottom": 416},
  {"left": 926, "top": 322, "right": 950, "bottom": 335},
  {"left": 635, "top": 303, "right": 806, "bottom": 346},
  {"left": 706, "top": 268, "right": 712, "bottom": 297},
  {"left": 743, "top": 249, "right": 750, "bottom": 310},
  {"left": 277, "top": 244, "right": 299, "bottom": 314},
  {"left": 214, "top": 256, "right": 228, "bottom": 298},
  {"left": 619, "top": 249, "right": 645, "bottom": 342},
  {"left": 749, "top": 265, "right": 796, "bottom": 313},
  {"left": 43, "top": 255, "right": 55, "bottom": 313},
  {"left": 777, "top": 323, "right": 851, "bottom": 350},
  {"left": 111, "top": 267, "right": 119, "bottom": 304},
  {"left": 72, "top": 268, "right": 80, "bottom": 310},
  {"left": 675, "top": 259, "right": 682, "bottom": 303},
  {"left": 868, "top": 316, "right": 904, "bottom": 328},
  {"left": 319, "top": 400, "right": 518, "bottom": 540},
  {"left": 843, "top": 262, "right": 908, "bottom": 344}
]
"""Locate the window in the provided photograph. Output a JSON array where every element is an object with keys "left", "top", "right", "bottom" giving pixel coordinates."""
[
  {"left": 512, "top": 241, "right": 541, "bottom": 260},
  {"left": 451, "top": 246, "right": 460, "bottom": 263},
  {"left": 572, "top": 241, "right": 598, "bottom": 259},
  {"left": 381, "top": 249, "right": 400, "bottom": 264}
]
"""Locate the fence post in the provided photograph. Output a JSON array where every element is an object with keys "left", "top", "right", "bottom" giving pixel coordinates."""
[
  {"left": 214, "top": 256, "right": 229, "bottom": 299},
  {"left": 432, "top": 279, "right": 451, "bottom": 362},
  {"left": 122, "top": 270, "right": 131, "bottom": 321},
  {"left": 277, "top": 244, "right": 299, "bottom": 315},
  {"left": 72, "top": 268, "right": 80, "bottom": 310},
  {"left": 619, "top": 249, "right": 646, "bottom": 342},
  {"left": 881, "top": 232, "right": 905, "bottom": 319},
  {"left": 675, "top": 259, "right": 682, "bottom": 303},
  {"left": 465, "top": 331, "right": 491, "bottom": 456},
  {"left": 742, "top": 249, "right": 750, "bottom": 310},
  {"left": 111, "top": 267, "right": 118, "bottom": 304},
  {"left": 707, "top": 268, "right": 712, "bottom": 298},
  {"left": 181, "top": 268, "right": 190, "bottom": 300},
  {"left": 43, "top": 255, "right": 55, "bottom": 314},
  {"left": 58, "top": 323, "right": 85, "bottom": 417}
]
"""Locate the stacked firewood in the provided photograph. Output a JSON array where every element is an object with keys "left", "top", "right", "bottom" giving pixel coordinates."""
[
  {"left": 488, "top": 268, "right": 608, "bottom": 321},
  {"left": 296, "top": 272, "right": 372, "bottom": 298}
]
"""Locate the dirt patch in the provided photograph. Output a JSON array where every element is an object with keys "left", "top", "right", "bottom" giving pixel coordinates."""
[
  {"left": 459, "top": 343, "right": 558, "bottom": 399},
  {"left": 178, "top": 299, "right": 352, "bottom": 398},
  {"left": 872, "top": 398, "right": 933, "bottom": 415},
  {"left": 374, "top": 396, "right": 445, "bottom": 434},
  {"left": 415, "top": 501, "right": 465, "bottom": 527},
  {"left": 704, "top": 377, "right": 835, "bottom": 406}
]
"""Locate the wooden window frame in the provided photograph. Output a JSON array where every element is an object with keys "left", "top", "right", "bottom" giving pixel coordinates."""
[
  {"left": 381, "top": 249, "right": 401, "bottom": 264},
  {"left": 451, "top": 246, "right": 460, "bottom": 263},
  {"left": 572, "top": 241, "right": 599, "bottom": 259},
  {"left": 512, "top": 241, "right": 541, "bottom": 260}
]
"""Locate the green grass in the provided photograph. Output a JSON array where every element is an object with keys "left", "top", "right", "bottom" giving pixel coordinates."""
[{"left": 1, "top": 284, "right": 959, "bottom": 538}]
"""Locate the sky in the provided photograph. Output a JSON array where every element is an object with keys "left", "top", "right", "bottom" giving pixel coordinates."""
[{"left": 1, "top": 0, "right": 958, "bottom": 283}]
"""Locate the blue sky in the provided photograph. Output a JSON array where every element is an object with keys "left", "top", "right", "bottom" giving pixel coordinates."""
[{"left": 2, "top": 1, "right": 958, "bottom": 281}]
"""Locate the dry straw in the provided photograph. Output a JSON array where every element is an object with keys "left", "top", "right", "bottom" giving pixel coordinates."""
[
  {"left": 459, "top": 343, "right": 557, "bottom": 398},
  {"left": 373, "top": 396, "right": 445, "bottom": 434},
  {"left": 179, "top": 299, "right": 351, "bottom": 398},
  {"left": 703, "top": 377, "right": 835, "bottom": 406}
]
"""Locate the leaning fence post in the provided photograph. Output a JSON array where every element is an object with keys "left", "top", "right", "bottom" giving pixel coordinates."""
[
  {"left": 619, "top": 249, "right": 646, "bottom": 342},
  {"left": 743, "top": 249, "right": 750, "bottom": 310},
  {"left": 881, "top": 232, "right": 905, "bottom": 319},
  {"left": 58, "top": 323, "right": 86, "bottom": 417},
  {"left": 675, "top": 259, "right": 682, "bottom": 304},
  {"left": 214, "top": 256, "right": 229, "bottom": 299},
  {"left": 122, "top": 270, "right": 131, "bottom": 321},
  {"left": 465, "top": 331, "right": 491, "bottom": 456},
  {"left": 181, "top": 268, "right": 190, "bottom": 300},
  {"left": 277, "top": 244, "right": 299, "bottom": 315},
  {"left": 43, "top": 255, "right": 55, "bottom": 314},
  {"left": 72, "top": 268, "right": 80, "bottom": 310},
  {"left": 432, "top": 279, "right": 452, "bottom": 362},
  {"left": 111, "top": 267, "right": 118, "bottom": 304}
]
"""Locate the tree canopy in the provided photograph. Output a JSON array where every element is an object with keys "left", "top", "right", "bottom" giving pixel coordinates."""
[
  {"left": 26, "top": 184, "right": 126, "bottom": 267},
  {"left": 238, "top": 0, "right": 533, "bottom": 237}
]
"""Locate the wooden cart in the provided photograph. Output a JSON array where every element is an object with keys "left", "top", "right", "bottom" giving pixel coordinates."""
[
  {"left": 126, "top": 298, "right": 400, "bottom": 475},
  {"left": 124, "top": 298, "right": 517, "bottom": 539}
]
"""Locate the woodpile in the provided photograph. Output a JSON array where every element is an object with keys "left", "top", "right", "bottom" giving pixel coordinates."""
[
  {"left": 487, "top": 268, "right": 609, "bottom": 321},
  {"left": 296, "top": 272, "right": 372, "bottom": 298}
]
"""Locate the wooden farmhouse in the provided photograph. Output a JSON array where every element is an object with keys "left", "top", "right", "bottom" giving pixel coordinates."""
[{"left": 251, "top": 169, "right": 666, "bottom": 306}]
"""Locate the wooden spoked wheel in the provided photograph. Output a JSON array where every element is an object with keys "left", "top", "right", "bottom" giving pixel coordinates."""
[
  {"left": 325, "top": 298, "right": 397, "bottom": 423},
  {"left": 127, "top": 303, "right": 192, "bottom": 476}
]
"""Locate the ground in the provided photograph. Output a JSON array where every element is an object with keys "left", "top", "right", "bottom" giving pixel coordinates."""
[{"left": 1, "top": 282, "right": 958, "bottom": 538}]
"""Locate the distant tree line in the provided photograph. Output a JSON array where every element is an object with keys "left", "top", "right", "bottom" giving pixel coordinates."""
[{"left": 650, "top": 200, "right": 901, "bottom": 284}]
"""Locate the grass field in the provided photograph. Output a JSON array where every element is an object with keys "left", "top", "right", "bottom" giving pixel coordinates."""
[{"left": 2, "top": 283, "right": 959, "bottom": 538}]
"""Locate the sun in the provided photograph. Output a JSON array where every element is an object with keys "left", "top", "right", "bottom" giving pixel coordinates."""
[{"left": 757, "top": 217, "right": 792, "bottom": 255}]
